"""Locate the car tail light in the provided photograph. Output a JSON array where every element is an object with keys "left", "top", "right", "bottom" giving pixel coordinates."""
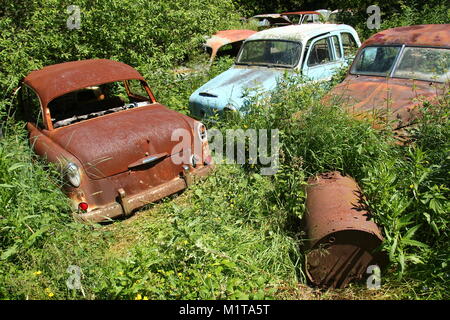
[{"left": 78, "top": 202, "right": 88, "bottom": 212}]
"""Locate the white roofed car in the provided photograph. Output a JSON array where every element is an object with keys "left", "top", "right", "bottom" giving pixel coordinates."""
[{"left": 189, "top": 24, "right": 361, "bottom": 118}]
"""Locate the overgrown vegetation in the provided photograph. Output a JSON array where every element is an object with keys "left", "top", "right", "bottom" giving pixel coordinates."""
[{"left": 0, "top": 0, "right": 448, "bottom": 300}]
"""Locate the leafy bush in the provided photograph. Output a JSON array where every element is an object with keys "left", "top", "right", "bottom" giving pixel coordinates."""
[{"left": 0, "top": 0, "right": 243, "bottom": 106}]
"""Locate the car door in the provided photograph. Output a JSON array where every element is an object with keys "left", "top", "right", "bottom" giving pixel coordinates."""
[{"left": 302, "top": 34, "right": 343, "bottom": 81}]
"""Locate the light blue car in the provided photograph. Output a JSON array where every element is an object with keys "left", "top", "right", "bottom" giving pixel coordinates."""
[{"left": 189, "top": 24, "right": 361, "bottom": 118}]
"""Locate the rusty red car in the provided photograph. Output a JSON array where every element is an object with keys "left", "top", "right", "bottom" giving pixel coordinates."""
[
  {"left": 19, "top": 59, "right": 213, "bottom": 222},
  {"left": 325, "top": 24, "right": 450, "bottom": 131}
]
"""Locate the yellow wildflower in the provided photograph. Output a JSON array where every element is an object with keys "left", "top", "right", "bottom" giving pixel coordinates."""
[
  {"left": 33, "top": 271, "right": 42, "bottom": 276},
  {"left": 135, "top": 293, "right": 142, "bottom": 300},
  {"left": 44, "top": 288, "right": 54, "bottom": 298}
]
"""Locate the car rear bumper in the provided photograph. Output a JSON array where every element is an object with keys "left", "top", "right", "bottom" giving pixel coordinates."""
[{"left": 73, "top": 164, "right": 214, "bottom": 223}]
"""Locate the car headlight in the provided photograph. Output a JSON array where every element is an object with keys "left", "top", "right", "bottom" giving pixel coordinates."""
[
  {"left": 64, "top": 162, "right": 81, "bottom": 187},
  {"left": 224, "top": 104, "right": 236, "bottom": 112}
]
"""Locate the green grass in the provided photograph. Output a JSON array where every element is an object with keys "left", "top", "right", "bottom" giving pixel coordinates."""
[{"left": 2, "top": 162, "right": 447, "bottom": 300}]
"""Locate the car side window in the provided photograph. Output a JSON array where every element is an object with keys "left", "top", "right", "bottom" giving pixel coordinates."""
[
  {"left": 22, "top": 86, "right": 44, "bottom": 128},
  {"left": 331, "top": 35, "right": 342, "bottom": 59},
  {"left": 307, "top": 37, "right": 332, "bottom": 67},
  {"left": 341, "top": 32, "right": 358, "bottom": 58}
]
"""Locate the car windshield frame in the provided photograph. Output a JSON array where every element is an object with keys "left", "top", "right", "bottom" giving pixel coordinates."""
[
  {"left": 350, "top": 45, "right": 450, "bottom": 83},
  {"left": 47, "top": 80, "right": 153, "bottom": 129},
  {"left": 235, "top": 39, "right": 302, "bottom": 69}
]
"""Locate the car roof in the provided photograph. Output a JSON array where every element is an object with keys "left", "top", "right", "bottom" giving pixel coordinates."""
[
  {"left": 281, "top": 11, "right": 321, "bottom": 15},
  {"left": 252, "top": 13, "right": 284, "bottom": 19},
  {"left": 362, "top": 24, "right": 450, "bottom": 48},
  {"left": 23, "top": 59, "right": 145, "bottom": 107},
  {"left": 246, "top": 24, "right": 356, "bottom": 42}
]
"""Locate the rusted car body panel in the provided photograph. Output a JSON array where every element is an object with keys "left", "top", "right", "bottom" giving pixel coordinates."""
[
  {"left": 326, "top": 75, "right": 447, "bottom": 129},
  {"left": 363, "top": 24, "right": 450, "bottom": 48},
  {"left": 325, "top": 24, "right": 450, "bottom": 130},
  {"left": 304, "top": 172, "right": 387, "bottom": 288},
  {"left": 23, "top": 59, "right": 149, "bottom": 110},
  {"left": 250, "top": 14, "right": 292, "bottom": 29},
  {"left": 205, "top": 29, "right": 257, "bottom": 62},
  {"left": 251, "top": 11, "right": 323, "bottom": 29},
  {"left": 23, "top": 59, "right": 213, "bottom": 222}
]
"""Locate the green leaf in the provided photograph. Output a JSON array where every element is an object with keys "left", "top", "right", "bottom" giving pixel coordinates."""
[
  {"left": 430, "top": 221, "right": 440, "bottom": 236},
  {"left": 389, "top": 237, "right": 398, "bottom": 261},
  {"left": 405, "top": 255, "right": 424, "bottom": 264},
  {"left": 8, "top": 163, "right": 25, "bottom": 172},
  {"left": 423, "top": 212, "right": 431, "bottom": 224},
  {"left": 397, "top": 211, "right": 415, "bottom": 228},
  {"left": 402, "top": 239, "right": 429, "bottom": 249},
  {"left": 404, "top": 224, "right": 422, "bottom": 240},
  {"left": 398, "top": 250, "right": 405, "bottom": 275},
  {"left": 1, "top": 245, "right": 18, "bottom": 260},
  {"left": 429, "top": 198, "right": 443, "bottom": 213}
]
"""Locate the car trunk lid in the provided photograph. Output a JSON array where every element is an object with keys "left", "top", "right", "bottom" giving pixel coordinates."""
[{"left": 47, "top": 103, "right": 193, "bottom": 180}]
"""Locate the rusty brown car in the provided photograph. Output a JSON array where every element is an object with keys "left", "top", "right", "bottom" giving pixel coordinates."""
[
  {"left": 19, "top": 59, "right": 213, "bottom": 222},
  {"left": 325, "top": 24, "right": 450, "bottom": 131}
]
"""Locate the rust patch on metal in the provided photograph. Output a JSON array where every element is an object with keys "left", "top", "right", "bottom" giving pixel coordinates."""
[
  {"left": 325, "top": 75, "right": 447, "bottom": 129},
  {"left": 251, "top": 13, "right": 292, "bottom": 28},
  {"left": 205, "top": 29, "right": 257, "bottom": 62},
  {"left": 362, "top": 24, "right": 450, "bottom": 48},
  {"left": 23, "top": 59, "right": 146, "bottom": 108},
  {"left": 304, "top": 172, "right": 387, "bottom": 289}
]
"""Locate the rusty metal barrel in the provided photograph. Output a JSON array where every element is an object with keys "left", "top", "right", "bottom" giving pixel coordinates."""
[{"left": 304, "top": 171, "right": 387, "bottom": 288}]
